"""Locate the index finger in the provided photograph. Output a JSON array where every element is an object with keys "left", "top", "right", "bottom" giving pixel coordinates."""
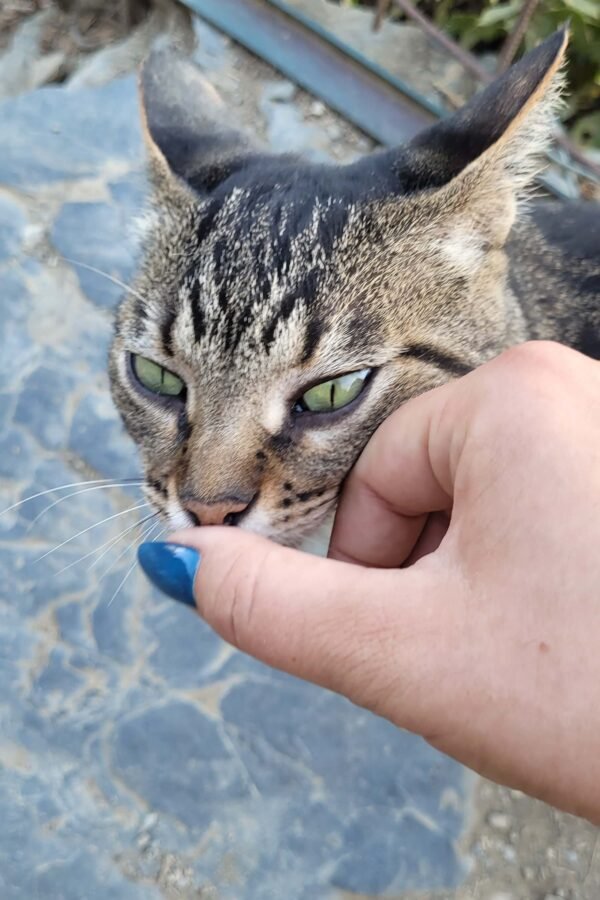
[{"left": 329, "top": 380, "right": 456, "bottom": 567}]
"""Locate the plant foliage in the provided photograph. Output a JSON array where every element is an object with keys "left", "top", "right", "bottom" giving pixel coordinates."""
[{"left": 416, "top": 0, "right": 600, "bottom": 147}]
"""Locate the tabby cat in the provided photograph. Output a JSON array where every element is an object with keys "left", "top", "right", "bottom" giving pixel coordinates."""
[{"left": 109, "top": 28, "right": 599, "bottom": 549}]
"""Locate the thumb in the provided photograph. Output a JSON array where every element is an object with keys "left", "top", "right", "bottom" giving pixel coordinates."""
[{"left": 140, "top": 527, "right": 446, "bottom": 711}]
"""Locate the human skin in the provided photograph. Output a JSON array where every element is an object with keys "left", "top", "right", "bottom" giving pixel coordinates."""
[{"left": 159, "top": 342, "right": 600, "bottom": 824}]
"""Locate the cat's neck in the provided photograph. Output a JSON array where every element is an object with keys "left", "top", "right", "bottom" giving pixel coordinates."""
[{"left": 507, "top": 201, "right": 600, "bottom": 359}]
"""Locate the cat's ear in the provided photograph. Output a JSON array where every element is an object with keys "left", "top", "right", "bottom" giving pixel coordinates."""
[
  {"left": 139, "top": 48, "right": 256, "bottom": 195},
  {"left": 397, "top": 28, "right": 568, "bottom": 240}
]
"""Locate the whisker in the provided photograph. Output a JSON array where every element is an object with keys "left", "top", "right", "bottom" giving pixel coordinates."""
[
  {"left": 0, "top": 477, "right": 143, "bottom": 519},
  {"left": 35, "top": 501, "right": 151, "bottom": 563},
  {"left": 53, "top": 511, "right": 158, "bottom": 577},
  {"left": 106, "top": 559, "right": 139, "bottom": 610},
  {"left": 61, "top": 257, "right": 149, "bottom": 306},
  {"left": 27, "top": 481, "right": 145, "bottom": 532},
  {"left": 98, "top": 516, "right": 159, "bottom": 584},
  {"left": 88, "top": 512, "right": 158, "bottom": 572},
  {"left": 106, "top": 521, "right": 165, "bottom": 608}
]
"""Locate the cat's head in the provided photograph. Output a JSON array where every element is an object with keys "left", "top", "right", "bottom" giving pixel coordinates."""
[{"left": 109, "top": 29, "right": 567, "bottom": 547}]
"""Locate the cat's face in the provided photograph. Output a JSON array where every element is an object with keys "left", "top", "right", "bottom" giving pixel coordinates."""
[
  {"left": 110, "top": 171, "right": 476, "bottom": 545},
  {"left": 109, "top": 31, "right": 566, "bottom": 546}
]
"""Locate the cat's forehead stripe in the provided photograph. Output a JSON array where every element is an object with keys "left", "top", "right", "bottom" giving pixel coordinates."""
[
  {"left": 151, "top": 187, "right": 357, "bottom": 362},
  {"left": 189, "top": 281, "right": 206, "bottom": 343},
  {"left": 302, "top": 318, "right": 323, "bottom": 363},
  {"left": 160, "top": 308, "right": 177, "bottom": 356}
]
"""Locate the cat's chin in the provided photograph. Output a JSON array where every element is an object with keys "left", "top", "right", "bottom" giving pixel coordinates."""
[{"left": 240, "top": 509, "right": 336, "bottom": 555}]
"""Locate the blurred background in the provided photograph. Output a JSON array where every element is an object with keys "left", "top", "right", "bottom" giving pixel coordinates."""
[
  {"left": 0, "top": 2, "right": 598, "bottom": 899},
  {"left": 0, "top": 0, "right": 598, "bottom": 196}
]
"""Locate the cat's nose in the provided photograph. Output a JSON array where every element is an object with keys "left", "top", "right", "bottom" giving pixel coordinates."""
[{"left": 182, "top": 496, "right": 252, "bottom": 527}]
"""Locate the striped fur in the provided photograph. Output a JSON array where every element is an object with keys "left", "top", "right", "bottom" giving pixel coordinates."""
[{"left": 109, "top": 30, "right": 599, "bottom": 546}]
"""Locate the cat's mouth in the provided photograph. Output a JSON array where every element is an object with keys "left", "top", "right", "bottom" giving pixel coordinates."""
[{"left": 142, "top": 475, "right": 338, "bottom": 550}]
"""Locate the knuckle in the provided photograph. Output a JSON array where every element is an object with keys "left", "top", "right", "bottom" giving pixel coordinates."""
[
  {"left": 474, "top": 341, "right": 578, "bottom": 433},
  {"left": 495, "top": 340, "right": 571, "bottom": 386}
]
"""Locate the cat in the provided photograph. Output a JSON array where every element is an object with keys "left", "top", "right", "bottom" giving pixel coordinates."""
[{"left": 109, "top": 27, "right": 599, "bottom": 550}]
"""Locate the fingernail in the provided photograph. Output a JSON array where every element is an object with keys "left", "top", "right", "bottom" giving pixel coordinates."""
[{"left": 137, "top": 542, "right": 200, "bottom": 608}]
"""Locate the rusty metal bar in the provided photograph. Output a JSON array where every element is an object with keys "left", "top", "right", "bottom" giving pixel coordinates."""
[
  {"left": 182, "top": 0, "right": 442, "bottom": 147},
  {"left": 181, "top": 0, "right": 600, "bottom": 191}
]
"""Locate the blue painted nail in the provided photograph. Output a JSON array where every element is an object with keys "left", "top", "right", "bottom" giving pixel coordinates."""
[{"left": 137, "top": 542, "right": 200, "bottom": 608}]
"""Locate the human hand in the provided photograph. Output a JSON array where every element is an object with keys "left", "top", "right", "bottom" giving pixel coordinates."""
[{"left": 138, "top": 342, "right": 600, "bottom": 823}]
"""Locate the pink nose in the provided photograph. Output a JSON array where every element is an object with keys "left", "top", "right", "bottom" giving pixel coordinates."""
[{"left": 183, "top": 498, "right": 251, "bottom": 526}]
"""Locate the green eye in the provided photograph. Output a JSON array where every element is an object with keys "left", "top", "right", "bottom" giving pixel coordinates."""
[
  {"left": 298, "top": 368, "right": 371, "bottom": 414},
  {"left": 132, "top": 354, "right": 185, "bottom": 398}
]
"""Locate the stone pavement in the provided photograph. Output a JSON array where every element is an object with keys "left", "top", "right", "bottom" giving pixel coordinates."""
[
  {"left": 0, "top": 20, "right": 468, "bottom": 900},
  {"left": 0, "top": 13, "right": 598, "bottom": 900}
]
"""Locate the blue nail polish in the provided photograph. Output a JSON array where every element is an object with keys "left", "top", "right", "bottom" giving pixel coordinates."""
[{"left": 137, "top": 542, "right": 200, "bottom": 608}]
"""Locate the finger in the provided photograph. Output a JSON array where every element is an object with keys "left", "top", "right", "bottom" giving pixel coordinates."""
[
  {"left": 329, "top": 380, "right": 457, "bottom": 567},
  {"left": 168, "top": 526, "right": 445, "bottom": 715},
  {"left": 402, "top": 511, "right": 450, "bottom": 567}
]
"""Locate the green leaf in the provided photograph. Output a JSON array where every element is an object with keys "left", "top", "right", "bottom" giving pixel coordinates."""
[
  {"left": 411, "top": 0, "right": 599, "bottom": 151},
  {"left": 478, "top": 0, "right": 522, "bottom": 27},
  {"left": 563, "top": 0, "right": 600, "bottom": 21},
  {"left": 444, "top": 12, "right": 479, "bottom": 36}
]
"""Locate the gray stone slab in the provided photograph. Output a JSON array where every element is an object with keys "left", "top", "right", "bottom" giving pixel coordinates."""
[
  {"left": 111, "top": 701, "right": 251, "bottom": 831},
  {"left": 0, "top": 77, "right": 142, "bottom": 188},
  {"left": 14, "top": 365, "right": 78, "bottom": 450},
  {"left": 69, "top": 391, "right": 140, "bottom": 479},
  {"left": 0, "top": 194, "right": 26, "bottom": 263},
  {"left": 260, "top": 81, "right": 334, "bottom": 162},
  {"left": 52, "top": 176, "right": 145, "bottom": 309},
  {"left": 0, "top": 49, "right": 471, "bottom": 899},
  {"left": 145, "top": 603, "right": 224, "bottom": 687}
]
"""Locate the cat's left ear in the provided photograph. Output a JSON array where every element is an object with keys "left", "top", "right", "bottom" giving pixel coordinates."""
[
  {"left": 390, "top": 28, "right": 569, "bottom": 242},
  {"left": 139, "top": 48, "right": 257, "bottom": 194}
]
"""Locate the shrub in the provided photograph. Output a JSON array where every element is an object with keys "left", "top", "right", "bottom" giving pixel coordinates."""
[{"left": 415, "top": 0, "right": 600, "bottom": 147}]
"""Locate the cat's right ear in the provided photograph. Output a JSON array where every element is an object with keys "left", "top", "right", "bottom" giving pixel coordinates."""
[{"left": 139, "top": 48, "right": 256, "bottom": 195}]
